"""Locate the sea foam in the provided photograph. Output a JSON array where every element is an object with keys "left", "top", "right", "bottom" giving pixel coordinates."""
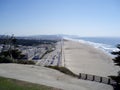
[{"left": 63, "top": 37, "right": 119, "bottom": 56}]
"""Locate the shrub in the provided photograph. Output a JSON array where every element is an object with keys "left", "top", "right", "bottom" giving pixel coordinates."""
[
  {"left": 17, "top": 60, "right": 35, "bottom": 65},
  {"left": 110, "top": 44, "right": 120, "bottom": 90},
  {"left": 46, "top": 66, "right": 78, "bottom": 77},
  {"left": 0, "top": 56, "right": 13, "bottom": 63}
]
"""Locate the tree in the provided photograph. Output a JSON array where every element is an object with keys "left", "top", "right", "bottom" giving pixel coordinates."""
[
  {"left": 111, "top": 44, "right": 120, "bottom": 89},
  {"left": 0, "top": 35, "right": 24, "bottom": 62},
  {"left": 111, "top": 45, "right": 120, "bottom": 66}
]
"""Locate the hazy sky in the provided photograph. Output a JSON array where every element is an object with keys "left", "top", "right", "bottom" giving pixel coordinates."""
[{"left": 0, "top": 0, "right": 120, "bottom": 37}]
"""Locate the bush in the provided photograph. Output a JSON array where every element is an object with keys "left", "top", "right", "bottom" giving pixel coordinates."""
[
  {"left": 0, "top": 55, "right": 35, "bottom": 65},
  {"left": 0, "top": 56, "right": 13, "bottom": 63},
  {"left": 17, "top": 60, "right": 35, "bottom": 65},
  {"left": 46, "top": 66, "right": 78, "bottom": 77}
]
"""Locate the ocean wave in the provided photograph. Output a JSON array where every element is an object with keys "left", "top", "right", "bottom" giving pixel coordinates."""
[{"left": 63, "top": 37, "right": 119, "bottom": 56}]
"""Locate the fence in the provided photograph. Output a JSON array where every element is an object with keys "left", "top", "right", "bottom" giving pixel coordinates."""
[{"left": 78, "top": 73, "right": 117, "bottom": 85}]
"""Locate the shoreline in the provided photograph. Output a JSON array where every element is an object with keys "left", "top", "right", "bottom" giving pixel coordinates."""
[
  {"left": 63, "top": 38, "right": 118, "bottom": 58},
  {"left": 62, "top": 39, "right": 119, "bottom": 77}
]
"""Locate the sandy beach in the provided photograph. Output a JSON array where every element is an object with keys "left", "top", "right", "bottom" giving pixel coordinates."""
[{"left": 62, "top": 40, "right": 119, "bottom": 77}]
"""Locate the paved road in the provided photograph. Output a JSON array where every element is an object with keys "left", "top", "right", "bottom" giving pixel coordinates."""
[{"left": 36, "top": 42, "right": 62, "bottom": 66}]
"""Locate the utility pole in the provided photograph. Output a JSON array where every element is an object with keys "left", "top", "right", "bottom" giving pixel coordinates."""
[{"left": 61, "top": 38, "right": 62, "bottom": 67}]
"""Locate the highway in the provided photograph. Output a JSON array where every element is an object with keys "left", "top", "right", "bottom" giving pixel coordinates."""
[{"left": 36, "top": 41, "right": 62, "bottom": 67}]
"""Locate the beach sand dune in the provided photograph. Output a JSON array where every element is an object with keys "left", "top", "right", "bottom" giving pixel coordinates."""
[{"left": 62, "top": 40, "right": 119, "bottom": 77}]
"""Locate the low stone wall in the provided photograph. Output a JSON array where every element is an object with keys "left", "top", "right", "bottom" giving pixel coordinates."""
[{"left": 78, "top": 73, "right": 117, "bottom": 85}]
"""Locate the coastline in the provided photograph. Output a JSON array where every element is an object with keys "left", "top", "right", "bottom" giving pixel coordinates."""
[
  {"left": 62, "top": 39, "right": 119, "bottom": 77},
  {"left": 0, "top": 39, "right": 116, "bottom": 90}
]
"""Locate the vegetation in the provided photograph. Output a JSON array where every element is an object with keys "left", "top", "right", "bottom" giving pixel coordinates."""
[
  {"left": 0, "top": 76, "right": 61, "bottom": 90},
  {"left": 0, "top": 56, "right": 13, "bottom": 63},
  {"left": 110, "top": 44, "right": 120, "bottom": 90},
  {"left": 0, "top": 49, "right": 25, "bottom": 59},
  {"left": 16, "top": 60, "right": 35, "bottom": 65},
  {"left": 46, "top": 66, "right": 78, "bottom": 77},
  {"left": 16, "top": 39, "right": 57, "bottom": 46},
  {"left": 0, "top": 35, "right": 57, "bottom": 46},
  {"left": 0, "top": 35, "right": 35, "bottom": 64},
  {"left": 0, "top": 47, "right": 35, "bottom": 64}
]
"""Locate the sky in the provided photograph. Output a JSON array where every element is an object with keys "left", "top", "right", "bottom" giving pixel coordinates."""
[{"left": 0, "top": 0, "right": 120, "bottom": 37}]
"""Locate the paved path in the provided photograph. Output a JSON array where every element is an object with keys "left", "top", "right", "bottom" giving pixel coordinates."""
[{"left": 0, "top": 64, "right": 113, "bottom": 90}]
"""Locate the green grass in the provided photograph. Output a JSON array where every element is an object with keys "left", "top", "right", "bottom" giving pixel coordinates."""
[
  {"left": 0, "top": 76, "right": 61, "bottom": 90},
  {"left": 46, "top": 66, "right": 78, "bottom": 77}
]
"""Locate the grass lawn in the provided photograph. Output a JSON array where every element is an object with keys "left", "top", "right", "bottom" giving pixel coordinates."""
[{"left": 0, "top": 76, "right": 61, "bottom": 90}]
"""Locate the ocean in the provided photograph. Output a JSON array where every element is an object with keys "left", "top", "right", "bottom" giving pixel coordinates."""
[{"left": 63, "top": 37, "right": 120, "bottom": 56}]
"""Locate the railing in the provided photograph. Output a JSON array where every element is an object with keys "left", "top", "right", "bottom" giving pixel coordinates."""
[{"left": 78, "top": 73, "right": 117, "bottom": 85}]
